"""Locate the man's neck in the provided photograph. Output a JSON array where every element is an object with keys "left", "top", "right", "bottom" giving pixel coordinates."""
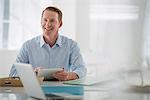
[{"left": 43, "top": 33, "right": 58, "bottom": 47}]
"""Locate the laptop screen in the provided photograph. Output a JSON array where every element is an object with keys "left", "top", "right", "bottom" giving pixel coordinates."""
[{"left": 14, "top": 63, "right": 46, "bottom": 99}]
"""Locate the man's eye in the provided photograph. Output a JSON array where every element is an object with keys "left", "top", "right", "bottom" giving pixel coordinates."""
[{"left": 44, "top": 19, "right": 47, "bottom": 22}]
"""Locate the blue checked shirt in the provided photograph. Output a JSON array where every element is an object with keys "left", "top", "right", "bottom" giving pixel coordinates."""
[{"left": 9, "top": 35, "right": 87, "bottom": 78}]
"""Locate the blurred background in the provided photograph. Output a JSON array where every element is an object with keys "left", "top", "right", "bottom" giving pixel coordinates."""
[{"left": 0, "top": 0, "right": 150, "bottom": 78}]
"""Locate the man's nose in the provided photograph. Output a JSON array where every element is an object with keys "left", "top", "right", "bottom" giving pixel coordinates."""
[{"left": 45, "top": 21, "right": 51, "bottom": 27}]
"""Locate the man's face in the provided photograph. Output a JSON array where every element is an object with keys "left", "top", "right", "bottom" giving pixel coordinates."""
[{"left": 41, "top": 10, "right": 62, "bottom": 36}]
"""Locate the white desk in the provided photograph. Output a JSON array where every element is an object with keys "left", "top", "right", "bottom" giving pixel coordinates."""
[{"left": 1, "top": 78, "right": 150, "bottom": 100}]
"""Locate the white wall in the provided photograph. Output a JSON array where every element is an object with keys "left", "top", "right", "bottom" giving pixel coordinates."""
[
  {"left": 74, "top": 0, "right": 145, "bottom": 77},
  {"left": 142, "top": 0, "right": 150, "bottom": 67},
  {"left": 52, "top": 0, "right": 76, "bottom": 39}
]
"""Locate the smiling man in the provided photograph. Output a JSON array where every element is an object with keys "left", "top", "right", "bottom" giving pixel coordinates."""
[{"left": 9, "top": 6, "right": 87, "bottom": 81}]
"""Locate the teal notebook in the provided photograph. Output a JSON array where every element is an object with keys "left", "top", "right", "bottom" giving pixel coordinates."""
[{"left": 41, "top": 85, "right": 84, "bottom": 95}]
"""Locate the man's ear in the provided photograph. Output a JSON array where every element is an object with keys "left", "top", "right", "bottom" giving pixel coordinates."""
[
  {"left": 59, "top": 21, "right": 63, "bottom": 28},
  {"left": 41, "top": 20, "right": 43, "bottom": 27}
]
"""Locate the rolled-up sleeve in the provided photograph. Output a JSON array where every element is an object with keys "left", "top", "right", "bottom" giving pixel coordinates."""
[{"left": 69, "top": 42, "right": 87, "bottom": 78}]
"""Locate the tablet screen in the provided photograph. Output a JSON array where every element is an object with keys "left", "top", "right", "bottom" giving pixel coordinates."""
[{"left": 37, "top": 68, "right": 62, "bottom": 80}]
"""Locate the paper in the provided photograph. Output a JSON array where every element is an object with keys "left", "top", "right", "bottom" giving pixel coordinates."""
[{"left": 63, "top": 77, "right": 103, "bottom": 86}]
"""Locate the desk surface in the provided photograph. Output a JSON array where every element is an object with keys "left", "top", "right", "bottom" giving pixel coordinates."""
[{"left": 1, "top": 78, "right": 150, "bottom": 100}]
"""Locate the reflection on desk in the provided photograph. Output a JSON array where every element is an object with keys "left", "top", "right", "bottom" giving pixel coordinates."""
[{"left": 1, "top": 78, "right": 150, "bottom": 100}]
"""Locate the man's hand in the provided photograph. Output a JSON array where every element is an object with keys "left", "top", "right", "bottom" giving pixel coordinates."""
[
  {"left": 34, "top": 67, "right": 43, "bottom": 75},
  {"left": 52, "top": 70, "right": 79, "bottom": 81}
]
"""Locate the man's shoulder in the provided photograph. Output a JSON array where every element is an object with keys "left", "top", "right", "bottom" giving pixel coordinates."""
[
  {"left": 60, "top": 35, "right": 76, "bottom": 45},
  {"left": 59, "top": 35, "right": 79, "bottom": 50},
  {"left": 22, "top": 35, "right": 41, "bottom": 47},
  {"left": 26, "top": 35, "right": 40, "bottom": 42}
]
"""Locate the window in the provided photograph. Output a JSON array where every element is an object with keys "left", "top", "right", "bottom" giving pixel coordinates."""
[
  {"left": 0, "top": 0, "right": 10, "bottom": 48},
  {"left": 76, "top": 0, "right": 144, "bottom": 77},
  {"left": 0, "top": 0, "right": 53, "bottom": 49}
]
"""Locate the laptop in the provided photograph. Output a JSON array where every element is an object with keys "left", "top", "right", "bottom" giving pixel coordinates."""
[{"left": 14, "top": 63, "right": 66, "bottom": 100}]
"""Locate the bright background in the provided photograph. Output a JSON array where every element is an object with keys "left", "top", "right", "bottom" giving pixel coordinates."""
[{"left": 0, "top": 0, "right": 150, "bottom": 78}]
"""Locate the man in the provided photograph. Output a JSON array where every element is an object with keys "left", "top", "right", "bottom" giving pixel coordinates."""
[{"left": 9, "top": 6, "right": 87, "bottom": 81}]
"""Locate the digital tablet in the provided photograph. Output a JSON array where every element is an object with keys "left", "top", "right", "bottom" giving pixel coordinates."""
[{"left": 37, "top": 68, "right": 62, "bottom": 81}]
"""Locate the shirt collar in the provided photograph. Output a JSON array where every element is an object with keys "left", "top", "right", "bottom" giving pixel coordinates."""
[
  {"left": 56, "top": 35, "right": 62, "bottom": 47},
  {"left": 40, "top": 35, "right": 62, "bottom": 48},
  {"left": 40, "top": 35, "right": 45, "bottom": 48}
]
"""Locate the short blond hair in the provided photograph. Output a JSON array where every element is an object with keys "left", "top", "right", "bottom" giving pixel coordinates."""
[{"left": 41, "top": 6, "right": 63, "bottom": 22}]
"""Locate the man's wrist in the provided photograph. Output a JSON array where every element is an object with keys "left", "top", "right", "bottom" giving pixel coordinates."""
[{"left": 67, "top": 72, "right": 79, "bottom": 80}]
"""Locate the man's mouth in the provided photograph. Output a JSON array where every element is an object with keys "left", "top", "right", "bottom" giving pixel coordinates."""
[{"left": 45, "top": 28, "right": 52, "bottom": 31}]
